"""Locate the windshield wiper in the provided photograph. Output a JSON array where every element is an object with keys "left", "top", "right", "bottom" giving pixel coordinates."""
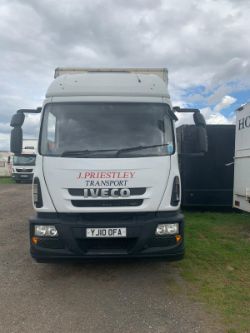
[
  {"left": 61, "top": 149, "right": 118, "bottom": 157},
  {"left": 116, "top": 143, "right": 170, "bottom": 157},
  {"left": 61, "top": 144, "right": 171, "bottom": 157}
]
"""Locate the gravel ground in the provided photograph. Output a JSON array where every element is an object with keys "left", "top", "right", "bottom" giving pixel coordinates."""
[{"left": 0, "top": 184, "right": 225, "bottom": 333}]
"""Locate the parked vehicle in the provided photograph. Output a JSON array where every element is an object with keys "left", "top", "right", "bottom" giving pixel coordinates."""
[
  {"left": 177, "top": 124, "right": 235, "bottom": 207},
  {"left": 11, "top": 139, "right": 37, "bottom": 183},
  {"left": 233, "top": 103, "right": 250, "bottom": 212},
  {"left": 10, "top": 68, "right": 207, "bottom": 262},
  {"left": 0, "top": 151, "right": 13, "bottom": 176}
]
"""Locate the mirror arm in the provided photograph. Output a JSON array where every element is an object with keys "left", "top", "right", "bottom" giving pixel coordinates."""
[
  {"left": 173, "top": 106, "right": 201, "bottom": 114},
  {"left": 173, "top": 106, "right": 206, "bottom": 128},
  {"left": 17, "top": 107, "right": 42, "bottom": 114}
]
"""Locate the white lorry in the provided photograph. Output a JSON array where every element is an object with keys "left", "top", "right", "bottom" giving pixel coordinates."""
[
  {"left": 10, "top": 68, "right": 207, "bottom": 262},
  {"left": 233, "top": 103, "right": 250, "bottom": 212},
  {"left": 11, "top": 139, "right": 37, "bottom": 183}
]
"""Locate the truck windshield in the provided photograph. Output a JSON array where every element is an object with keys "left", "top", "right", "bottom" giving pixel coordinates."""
[
  {"left": 13, "top": 155, "right": 36, "bottom": 166},
  {"left": 40, "top": 103, "right": 174, "bottom": 158}
]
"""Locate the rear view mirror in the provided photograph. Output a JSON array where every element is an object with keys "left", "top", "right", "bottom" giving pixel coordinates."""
[
  {"left": 174, "top": 107, "right": 208, "bottom": 154},
  {"left": 10, "top": 113, "right": 25, "bottom": 127},
  {"left": 193, "top": 112, "right": 206, "bottom": 127},
  {"left": 10, "top": 127, "right": 23, "bottom": 154},
  {"left": 193, "top": 112, "right": 207, "bottom": 152}
]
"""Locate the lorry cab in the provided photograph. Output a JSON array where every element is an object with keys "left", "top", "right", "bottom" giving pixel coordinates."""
[
  {"left": 11, "top": 139, "right": 37, "bottom": 183},
  {"left": 10, "top": 68, "right": 207, "bottom": 261}
]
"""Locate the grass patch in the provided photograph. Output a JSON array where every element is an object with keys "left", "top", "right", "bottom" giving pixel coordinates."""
[
  {"left": 180, "top": 211, "right": 250, "bottom": 332},
  {"left": 0, "top": 176, "right": 15, "bottom": 184}
]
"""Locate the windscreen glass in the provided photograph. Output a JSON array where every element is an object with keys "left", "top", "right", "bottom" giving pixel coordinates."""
[
  {"left": 40, "top": 103, "right": 174, "bottom": 158},
  {"left": 13, "top": 155, "right": 36, "bottom": 165}
]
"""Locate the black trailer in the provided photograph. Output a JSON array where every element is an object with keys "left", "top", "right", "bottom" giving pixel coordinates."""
[{"left": 177, "top": 124, "right": 235, "bottom": 207}]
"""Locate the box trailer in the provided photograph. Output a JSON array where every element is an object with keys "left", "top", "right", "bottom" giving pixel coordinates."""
[
  {"left": 233, "top": 103, "right": 250, "bottom": 212},
  {"left": 10, "top": 68, "right": 208, "bottom": 262},
  {"left": 177, "top": 125, "right": 235, "bottom": 207}
]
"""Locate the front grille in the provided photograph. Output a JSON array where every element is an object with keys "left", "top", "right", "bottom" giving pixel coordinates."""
[
  {"left": 16, "top": 168, "right": 33, "bottom": 172},
  {"left": 77, "top": 238, "right": 137, "bottom": 252},
  {"left": 68, "top": 187, "right": 146, "bottom": 196},
  {"left": 71, "top": 199, "right": 143, "bottom": 207},
  {"left": 148, "top": 237, "right": 177, "bottom": 248},
  {"left": 37, "top": 239, "right": 64, "bottom": 249}
]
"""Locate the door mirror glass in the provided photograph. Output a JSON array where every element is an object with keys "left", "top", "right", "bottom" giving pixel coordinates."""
[
  {"left": 10, "top": 127, "right": 23, "bottom": 154},
  {"left": 193, "top": 112, "right": 206, "bottom": 127},
  {"left": 10, "top": 113, "right": 25, "bottom": 127}
]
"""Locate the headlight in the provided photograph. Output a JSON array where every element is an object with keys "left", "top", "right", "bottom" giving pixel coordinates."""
[
  {"left": 155, "top": 223, "right": 179, "bottom": 235},
  {"left": 34, "top": 225, "right": 58, "bottom": 237}
]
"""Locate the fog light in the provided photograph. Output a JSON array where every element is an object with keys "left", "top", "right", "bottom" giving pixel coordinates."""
[
  {"left": 175, "top": 235, "right": 182, "bottom": 242},
  {"left": 31, "top": 236, "right": 39, "bottom": 245},
  {"left": 34, "top": 225, "right": 58, "bottom": 237},
  {"left": 155, "top": 223, "right": 179, "bottom": 235}
]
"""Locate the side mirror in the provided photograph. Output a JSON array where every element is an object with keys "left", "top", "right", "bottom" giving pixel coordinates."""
[
  {"left": 10, "top": 127, "right": 23, "bottom": 154},
  {"left": 175, "top": 107, "right": 208, "bottom": 154},
  {"left": 193, "top": 112, "right": 206, "bottom": 127},
  {"left": 10, "top": 113, "right": 25, "bottom": 127}
]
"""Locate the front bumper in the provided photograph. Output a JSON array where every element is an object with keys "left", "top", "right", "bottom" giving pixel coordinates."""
[
  {"left": 12, "top": 173, "right": 33, "bottom": 181},
  {"left": 29, "top": 211, "right": 184, "bottom": 260}
]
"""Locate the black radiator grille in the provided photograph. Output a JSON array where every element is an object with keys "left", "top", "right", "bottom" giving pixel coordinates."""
[
  {"left": 77, "top": 238, "right": 137, "bottom": 251},
  {"left": 71, "top": 199, "right": 143, "bottom": 207},
  {"left": 16, "top": 168, "right": 33, "bottom": 172}
]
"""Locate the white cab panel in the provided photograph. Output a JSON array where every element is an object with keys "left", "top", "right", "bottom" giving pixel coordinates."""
[{"left": 43, "top": 156, "right": 171, "bottom": 213}]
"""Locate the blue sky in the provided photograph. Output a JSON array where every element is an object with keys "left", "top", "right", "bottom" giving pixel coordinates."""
[
  {"left": 180, "top": 85, "right": 249, "bottom": 115},
  {"left": 0, "top": 0, "right": 250, "bottom": 150}
]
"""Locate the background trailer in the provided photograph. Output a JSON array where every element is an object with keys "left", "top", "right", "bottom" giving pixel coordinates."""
[
  {"left": 233, "top": 103, "right": 250, "bottom": 212},
  {"left": 177, "top": 124, "right": 235, "bottom": 207}
]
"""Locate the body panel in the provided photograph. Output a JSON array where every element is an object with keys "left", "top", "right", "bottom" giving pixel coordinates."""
[
  {"left": 42, "top": 156, "right": 172, "bottom": 213},
  {"left": 46, "top": 73, "right": 169, "bottom": 98},
  {"left": 178, "top": 125, "right": 235, "bottom": 207},
  {"left": 233, "top": 103, "right": 250, "bottom": 212},
  {"left": 30, "top": 211, "right": 184, "bottom": 260}
]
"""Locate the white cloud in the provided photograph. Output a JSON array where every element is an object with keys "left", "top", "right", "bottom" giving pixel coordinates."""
[
  {"left": 176, "top": 95, "right": 237, "bottom": 127},
  {"left": 206, "top": 113, "right": 235, "bottom": 125},
  {"left": 0, "top": 114, "right": 40, "bottom": 151},
  {"left": 0, "top": 0, "right": 250, "bottom": 149},
  {"left": 0, "top": 133, "right": 10, "bottom": 151},
  {"left": 213, "top": 95, "right": 237, "bottom": 113}
]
